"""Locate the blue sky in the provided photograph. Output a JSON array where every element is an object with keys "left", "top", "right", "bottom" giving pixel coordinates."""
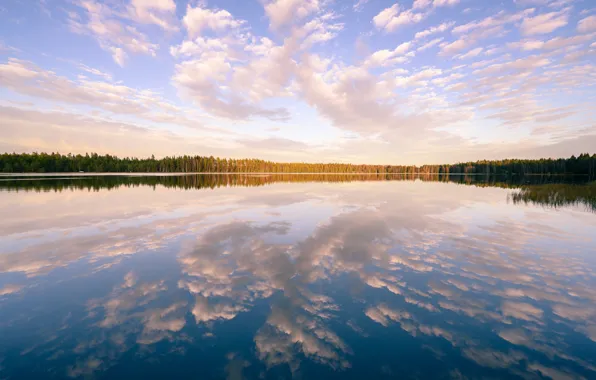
[{"left": 0, "top": 0, "right": 594, "bottom": 164}]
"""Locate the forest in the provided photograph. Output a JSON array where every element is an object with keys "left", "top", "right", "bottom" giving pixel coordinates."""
[{"left": 1, "top": 152, "right": 595, "bottom": 177}]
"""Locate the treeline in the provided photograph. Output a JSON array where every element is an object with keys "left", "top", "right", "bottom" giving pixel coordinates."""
[{"left": 1, "top": 152, "right": 595, "bottom": 176}]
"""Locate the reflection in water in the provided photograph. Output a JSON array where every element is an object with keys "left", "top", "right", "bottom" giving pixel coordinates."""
[
  {"left": 509, "top": 182, "right": 596, "bottom": 212},
  {"left": 0, "top": 175, "right": 595, "bottom": 379}
]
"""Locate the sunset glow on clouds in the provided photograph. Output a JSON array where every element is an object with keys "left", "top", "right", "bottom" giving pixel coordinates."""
[{"left": 0, "top": 0, "right": 594, "bottom": 164}]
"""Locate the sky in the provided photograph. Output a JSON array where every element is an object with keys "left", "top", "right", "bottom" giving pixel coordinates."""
[{"left": 0, "top": 0, "right": 594, "bottom": 165}]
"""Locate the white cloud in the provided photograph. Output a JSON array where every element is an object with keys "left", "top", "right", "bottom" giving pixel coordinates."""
[
  {"left": 2, "top": 0, "right": 594, "bottom": 163},
  {"left": 577, "top": 15, "right": 596, "bottom": 33},
  {"left": 417, "top": 37, "right": 443, "bottom": 52},
  {"left": 365, "top": 42, "right": 412, "bottom": 67},
  {"left": 373, "top": 4, "right": 426, "bottom": 33},
  {"left": 395, "top": 68, "right": 443, "bottom": 87},
  {"left": 507, "top": 39, "right": 545, "bottom": 50},
  {"left": 68, "top": 0, "right": 158, "bottom": 65},
  {"left": 77, "top": 63, "right": 112, "bottom": 81},
  {"left": 433, "top": 0, "right": 460, "bottom": 6},
  {"left": 415, "top": 21, "right": 454, "bottom": 39},
  {"left": 0, "top": 58, "right": 224, "bottom": 132},
  {"left": 453, "top": 8, "right": 535, "bottom": 35},
  {"left": 456, "top": 47, "right": 483, "bottom": 60},
  {"left": 182, "top": 4, "right": 244, "bottom": 38},
  {"left": 110, "top": 47, "right": 127, "bottom": 67},
  {"left": 128, "top": 0, "right": 178, "bottom": 31},
  {"left": 413, "top": 0, "right": 459, "bottom": 9},
  {"left": 507, "top": 33, "right": 595, "bottom": 51},
  {"left": 264, "top": 0, "right": 320, "bottom": 30},
  {"left": 412, "top": 0, "right": 432, "bottom": 9},
  {"left": 440, "top": 38, "right": 474, "bottom": 56},
  {"left": 520, "top": 9, "right": 569, "bottom": 35},
  {"left": 172, "top": 53, "right": 291, "bottom": 121},
  {"left": 169, "top": 36, "right": 230, "bottom": 58}
]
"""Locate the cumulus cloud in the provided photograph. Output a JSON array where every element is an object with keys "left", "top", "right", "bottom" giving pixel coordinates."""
[{"left": 182, "top": 4, "right": 245, "bottom": 38}]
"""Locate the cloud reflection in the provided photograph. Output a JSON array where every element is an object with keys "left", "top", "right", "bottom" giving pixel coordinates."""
[{"left": 1, "top": 179, "right": 595, "bottom": 378}]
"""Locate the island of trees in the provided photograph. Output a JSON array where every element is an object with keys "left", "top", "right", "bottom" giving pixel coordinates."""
[{"left": 1, "top": 152, "right": 595, "bottom": 178}]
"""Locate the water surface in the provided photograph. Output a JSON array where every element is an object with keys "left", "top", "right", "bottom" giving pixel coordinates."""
[{"left": 1, "top": 174, "right": 595, "bottom": 379}]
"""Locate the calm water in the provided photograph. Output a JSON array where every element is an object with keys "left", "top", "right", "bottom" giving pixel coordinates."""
[{"left": 1, "top": 174, "right": 596, "bottom": 379}]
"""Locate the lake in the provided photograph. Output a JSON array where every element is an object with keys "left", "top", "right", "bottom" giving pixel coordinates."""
[{"left": 1, "top": 174, "right": 595, "bottom": 379}]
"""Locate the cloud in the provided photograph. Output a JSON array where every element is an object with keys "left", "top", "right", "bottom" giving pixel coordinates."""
[
  {"left": 417, "top": 37, "right": 443, "bottom": 52},
  {"left": 440, "top": 37, "right": 474, "bottom": 55},
  {"left": 76, "top": 63, "right": 113, "bottom": 81},
  {"left": 577, "top": 15, "right": 596, "bottom": 33},
  {"left": 68, "top": 0, "right": 159, "bottom": 66},
  {"left": 0, "top": 58, "right": 219, "bottom": 131},
  {"left": 415, "top": 21, "right": 454, "bottom": 39},
  {"left": 353, "top": 0, "right": 369, "bottom": 12},
  {"left": 520, "top": 9, "right": 569, "bottom": 35},
  {"left": 171, "top": 54, "right": 291, "bottom": 121},
  {"left": 508, "top": 33, "right": 595, "bottom": 52},
  {"left": 182, "top": 4, "right": 244, "bottom": 38},
  {"left": 0, "top": 105, "right": 232, "bottom": 160},
  {"left": 414, "top": 0, "right": 460, "bottom": 9},
  {"left": 0, "top": 284, "right": 24, "bottom": 296},
  {"left": 373, "top": 4, "right": 427, "bottom": 33},
  {"left": 365, "top": 304, "right": 411, "bottom": 326},
  {"left": 365, "top": 42, "right": 412, "bottom": 67},
  {"left": 456, "top": 47, "right": 483, "bottom": 60},
  {"left": 501, "top": 301, "right": 543, "bottom": 321},
  {"left": 433, "top": 0, "right": 460, "bottom": 6},
  {"left": 412, "top": 0, "right": 432, "bottom": 9},
  {"left": 453, "top": 9, "right": 534, "bottom": 35},
  {"left": 264, "top": 0, "right": 320, "bottom": 30},
  {"left": 192, "top": 295, "right": 246, "bottom": 323},
  {"left": 172, "top": 6, "right": 341, "bottom": 124},
  {"left": 2, "top": 0, "right": 595, "bottom": 165},
  {"left": 127, "top": 0, "right": 178, "bottom": 31}
]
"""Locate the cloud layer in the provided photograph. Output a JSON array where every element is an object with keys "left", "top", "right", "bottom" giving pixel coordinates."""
[{"left": 0, "top": 0, "right": 594, "bottom": 164}]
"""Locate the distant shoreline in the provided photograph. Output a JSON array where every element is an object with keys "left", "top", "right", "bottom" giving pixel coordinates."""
[
  {"left": 0, "top": 172, "right": 587, "bottom": 178},
  {"left": 2, "top": 153, "right": 595, "bottom": 177}
]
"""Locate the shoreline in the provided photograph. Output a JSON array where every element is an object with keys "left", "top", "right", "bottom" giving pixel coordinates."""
[{"left": 0, "top": 172, "right": 586, "bottom": 178}]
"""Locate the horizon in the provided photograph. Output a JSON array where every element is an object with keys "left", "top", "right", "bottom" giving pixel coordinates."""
[
  {"left": 2, "top": 151, "right": 596, "bottom": 167},
  {"left": 1, "top": 0, "right": 595, "bottom": 165}
]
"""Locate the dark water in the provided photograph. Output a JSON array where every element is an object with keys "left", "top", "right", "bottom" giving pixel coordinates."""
[{"left": 1, "top": 174, "right": 595, "bottom": 380}]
